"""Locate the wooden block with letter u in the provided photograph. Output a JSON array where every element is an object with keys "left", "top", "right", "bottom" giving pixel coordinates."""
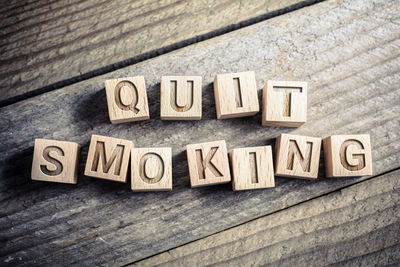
[
  {"left": 105, "top": 76, "right": 150, "bottom": 124},
  {"left": 31, "top": 139, "right": 80, "bottom": 184},
  {"left": 84, "top": 135, "right": 134, "bottom": 182}
]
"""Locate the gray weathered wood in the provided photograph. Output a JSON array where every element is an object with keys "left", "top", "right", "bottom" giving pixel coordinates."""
[
  {"left": 133, "top": 169, "right": 400, "bottom": 266},
  {"left": 1, "top": 0, "right": 400, "bottom": 265},
  {"left": 0, "top": 0, "right": 311, "bottom": 103}
]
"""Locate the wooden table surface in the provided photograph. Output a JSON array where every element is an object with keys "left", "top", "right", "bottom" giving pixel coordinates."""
[{"left": 1, "top": 0, "right": 399, "bottom": 266}]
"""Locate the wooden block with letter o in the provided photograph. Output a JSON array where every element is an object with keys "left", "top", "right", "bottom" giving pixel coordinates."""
[
  {"left": 275, "top": 133, "right": 321, "bottom": 179},
  {"left": 262, "top": 80, "right": 307, "bottom": 127},
  {"left": 160, "top": 75, "right": 202, "bottom": 120},
  {"left": 186, "top": 140, "right": 231, "bottom": 187},
  {"left": 214, "top": 71, "right": 259, "bottom": 119},
  {"left": 323, "top": 134, "right": 373, "bottom": 177},
  {"left": 31, "top": 139, "right": 80, "bottom": 184},
  {"left": 105, "top": 76, "right": 150, "bottom": 124},
  {"left": 131, "top": 147, "right": 172, "bottom": 191},
  {"left": 84, "top": 135, "right": 134, "bottom": 182},
  {"left": 230, "top": 146, "right": 275, "bottom": 191}
]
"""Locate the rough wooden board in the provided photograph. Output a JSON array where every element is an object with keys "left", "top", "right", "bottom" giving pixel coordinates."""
[
  {"left": 1, "top": 0, "right": 400, "bottom": 265},
  {"left": 134, "top": 169, "right": 400, "bottom": 266},
  {"left": 0, "top": 0, "right": 314, "bottom": 103}
]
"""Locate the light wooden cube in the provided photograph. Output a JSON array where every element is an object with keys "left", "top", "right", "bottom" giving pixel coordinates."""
[
  {"left": 214, "top": 71, "right": 259, "bottom": 119},
  {"left": 323, "top": 135, "right": 373, "bottom": 177},
  {"left": 31, "top": 139, "right": 80, "bottom": 184},
  {"left": 131, "top": 147, "right": 172, "bottom": 191},
  {"left": 160, "top": 76, "right": 202, "bottom": 120},
  {"left": 105, "top": 76, "right": 150, "bottom": 124},
  {"left": 275, "top": 134, "right": 321, "bottom": 179},
  {"left": 84, "top": 135, "right": 133, "bottom": 182},
  {"left": 262, "top": 80, "right": 307, "bottom": 127},
  {"left": 186, "top": 140, "right": 231, "bottom": 187},
  {"left": 230, "top": 146, "right": 275, "bottom": 191}
]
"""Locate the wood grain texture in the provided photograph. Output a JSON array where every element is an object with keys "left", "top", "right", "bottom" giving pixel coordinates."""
[
  {"left": 134, "top": 169, "right": 400, "bottom": 266},
  {"left": 1, "top": 0, "right": 400, "bottom": 265},
  {"left": 0, "top": 0, "right": 312, "bottom": 103}
]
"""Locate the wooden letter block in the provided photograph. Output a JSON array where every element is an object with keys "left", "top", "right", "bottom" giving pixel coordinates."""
[
  {"left": 323, "top": 135, "right": 373, "bottom": 177},
  {"left": 186, "top": 140, "right": 231, "bottom": 187},
  {"left": 214, "top": 71, "right": 259, "bottom": 119},
  {"left": 131, "top": 147, "right": 172, "bottom": 191},
  {"left": 160, "top": 76, "right": 202, "bottom": 120},
  {"left": 84, "top": 135, "right": 133, "bottom": 182},
  {"left": 275, "top": 134, "right": 321, "bottom": 179},
  {"left": 262, "top": 80, "right": 307, "bottom": 127},
  {"left": 31, "top": 139, "right": 80, "bottom": 184},
  {"left": 230, "top": 146, "right": 275, "bottom": 191},
  {"left": 105, "top": 76, "right": 150, "bottom": 124}
]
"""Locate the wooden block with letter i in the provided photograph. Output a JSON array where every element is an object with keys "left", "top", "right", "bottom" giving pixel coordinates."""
[
  {"left": 105, "top": 76, "right": 150, "bottom": 124},
  {"left": 131, "top": 147, "right": 172, "bottom": 191},
  {"left": 84, "top": 135, "right": 133, "bottom": 182},
  {"left": 31, "top": 139, "right": 80, "bottom": 184},
  {"left": 230, "top": 146, "right": 275, "bottom": 191},
  {"left": 214, "top": 71, "right": 259, "bottom": 119},
  {"left": 186, "top": 140, "right": 231, "bottom": 187},
  {"left": 160, "top": 76, "right": 202, "bottom": 120},
  {"left": 323, "top": 134, "right": 373, "bottom": 177},
  {"left": 262, "top": 80, "right": 307, "bottom": 127},
  {"left": 275, "top": 134, "right": 321, "bottom": 179}
]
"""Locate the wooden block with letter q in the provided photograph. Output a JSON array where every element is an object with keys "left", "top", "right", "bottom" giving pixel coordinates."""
[
  {"left": 105, "top": 76, "right": 150, "bottom": 124},
  {"left": 31, "top": 139, "right": 80, "bottom": 184},
  {"left": 230, "top": 146, "right": 275, "bottom": 191},
  {"left": 323, "top": 134, "right": 373, "bottom": 177},
  {"left": 275, "top": 133, "right": 321, "bottom": 179},
  {"left": 186, "top": 140, "right": 231, "bottom": 187},
  {"left": 84, "top": 135, "right": 133, "bottom": 182}
]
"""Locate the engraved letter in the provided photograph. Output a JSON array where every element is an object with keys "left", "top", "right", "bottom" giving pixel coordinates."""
[
  {"left": 40, "top": 146, "right": 64, "bottom": 176},
  {"left": 340, "top": 139, "right": 366, "bottom": 171},
  {"left": 115, "top": 80, "right": 140, "bottom": 113},
  {"left": 287, "top": 140, "right": 313, "bottom": 172},
  {"left": 139, "top": 153, "right": 165, "bottom": 184},
  {"left": 249, "top": 152, "right": 259, "bottom": 183},
  {"left": 233, "top": 77, "right": 243, "bottom": 108},
  {"left": 274, "top": 86, "right": 302, "bottom": 117},
  {"left": 170, "top": 80, "right": 194, "bottom": 112},
  {"left": 195, "top": 147, "right": 223, "bottom": 179},
  {"left": 91, "top": 141, "right": 125, "bottom": 175}
]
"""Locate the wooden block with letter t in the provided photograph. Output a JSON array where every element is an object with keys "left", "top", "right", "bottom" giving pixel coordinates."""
[
  {"left": 275, "top": 134, "right": 321, "bottom": 179},
  {"left": 186, "top": 140, "right": 231, "bottom": 187},
  {"left": 131, "top": 147, "right": 172, "bottom": 191},
  {"left": 262, "top": 80, "right": 307, "bottom": 127},
  {"left": 323, "top": 134, "right": 373, "bottom": 177},
  {"left": 84, "top": 135, "right": 133, "bottom": 182},
  {"left": 229, "top": 146, "right": 275, "bottom": 191},
  {"left": 31, "top": 139, "right": 80, "bottom": 184},
  {"left": 105, "top": 76, "right": 150, "bottom": 124},
  {"left": 160, "top": 76, "right": 202, "bottom": 120},
  {"left": 214, "top": 71, "right": 259, "bottom": 119}
]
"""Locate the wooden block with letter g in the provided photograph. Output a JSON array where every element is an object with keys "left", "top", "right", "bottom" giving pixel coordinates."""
[
  {"left": 323, "top": 134, "right": 373, "bottom": 177},
  {"left": 230, "top": 146, "right": 275, "bottom": 191},
  {"left": 105, "top": 76, "right": 150, "bottom": 124},
  {"left": 160, "top": 76, "right": 202, "bottom": 120},
  {"left": 214, "top": 71, "right": 259, "bottom": 119},
  {"left": 262, "top": 80, "right": 307, "bottom": 127},
  {"left": 186, "top": 140, "right": 231, "bottom": 187},
  {"left": 84, "top": 135, "right": 133, "bottom": 182},
  {"left": 31, "top": 139, "right": 80, "bottom": 184},
  {"left": 275, "top": 134, "right": 321, "bottom": 179},
  {"left": 131, "top": 147, "right": 172, "bottom": 191}
]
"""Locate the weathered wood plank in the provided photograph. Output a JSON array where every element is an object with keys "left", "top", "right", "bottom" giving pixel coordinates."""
[
  {"left": 1, "top": 0, "right": 400, "bottom": 265},
  {"left": 134, "top": 169, "right": 400, "bottom": 266},
  {"left": 0, "top": 0, "right": 313, "bottom": 104}
]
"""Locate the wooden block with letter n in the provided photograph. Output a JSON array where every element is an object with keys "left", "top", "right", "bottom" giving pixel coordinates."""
[
  {"left": 262, "top": 80, "right": 307, "bottom": 127},
  {"left": 160, "top": 76, "right": 202, "bottom": 120},
  {"left": 275, "top": 134, "right": 321, "bottom": 179},
  {"left": 131, "top": 147, "right": 172, "bottom": 191},
  {"left": 229, "top": 146, "right": 275, "bottom": 191},
  {"left": 214, "top": 71, "right": 259, "bottom": 119},
  {"left": 323, "top": 134, "right": 373, "bottom": 177},
  {"left": 84, "top": 135, "right": 133, "bottom": 182},
  {"left": 186, "top": 140, "right": 231, "bottom": 187},
  {"left": 31, "top": 139, "right": 80, "bottom": 184},
  {"left": 104, "top": 76, "right": 150, "bottom": 124}
]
